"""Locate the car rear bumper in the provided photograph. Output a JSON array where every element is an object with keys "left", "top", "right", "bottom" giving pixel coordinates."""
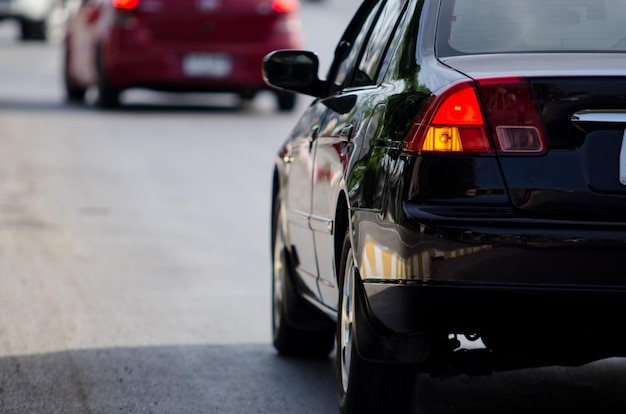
[
  {"left": 352, "top": 207, "right": 626, "bottom": 366},
  {"left": 357, "top": 205, "right": 626, "bottom": 287},
  {"left": 358, "top": 279, "right": 626, "bottom": 372},
  {"left": 364, "top": 281, "right": 626, "bottom": 334}
]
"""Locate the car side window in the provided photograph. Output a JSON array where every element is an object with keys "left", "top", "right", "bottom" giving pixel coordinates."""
[
  {"left": 326, "top": 0, "right": 382, "bottom": 94},
  {"left": 352, "top": 0, "right": 409, "bottom": 87}
]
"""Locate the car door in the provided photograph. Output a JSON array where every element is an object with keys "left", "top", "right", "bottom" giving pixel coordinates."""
[
  {"left": 282, "top": 103, "right": 329, "bottom": 300},
  {"left": 311, "top": 0, "right": 410, "bottom": 308},
  {"left": 281, "top": 0, "right": 383, "bottom": 303}
]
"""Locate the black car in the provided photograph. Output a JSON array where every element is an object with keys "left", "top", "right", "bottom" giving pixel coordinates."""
[{"left": 264, "top": 0, "right": 626, "bottom": 412}]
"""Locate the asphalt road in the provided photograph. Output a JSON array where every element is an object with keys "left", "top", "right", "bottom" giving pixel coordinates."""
[{"left": 1, "top": 1, "right": 626, "bottom": 413}]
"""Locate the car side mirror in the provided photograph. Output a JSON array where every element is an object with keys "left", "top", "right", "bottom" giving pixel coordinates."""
[{"left": 263, "top": 50, "right": 324, "bottom": 98}]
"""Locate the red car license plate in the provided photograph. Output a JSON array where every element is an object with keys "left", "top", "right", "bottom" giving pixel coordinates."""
[{"left": 183, "top": 53, "right": 232, "bottom": 78}]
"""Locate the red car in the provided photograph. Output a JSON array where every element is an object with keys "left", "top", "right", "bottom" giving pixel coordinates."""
[{"left": 63, "top": 0, "right": 303, "bottom": 110}]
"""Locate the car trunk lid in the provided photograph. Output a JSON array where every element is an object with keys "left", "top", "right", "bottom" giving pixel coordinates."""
[
  {"left": 441, "top": 53, "right": 626, "bottom": 219},
  {"left": 132, "top": 0, "right": 285, "bottom": 43}
]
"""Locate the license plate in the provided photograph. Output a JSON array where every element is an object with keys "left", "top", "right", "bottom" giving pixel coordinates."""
[{"left": 183, "top": 54, "right": 232, "bottom": 78}]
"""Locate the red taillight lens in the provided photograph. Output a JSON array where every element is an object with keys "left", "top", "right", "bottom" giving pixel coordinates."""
[
  {"left": 404, "top": 81, "right": 492, "bottom": 153},
  {"left": 113, "top": 0, "right": 139, "bottom": 9},
  {"left": 403, "top": 78, "right": 547, "bottom": 155},
  {"left": 272, "top": 0, "right": 298, "bottom": 13},
  {"left": 477, "top": 77, "right": 546, "bottom": 153}
]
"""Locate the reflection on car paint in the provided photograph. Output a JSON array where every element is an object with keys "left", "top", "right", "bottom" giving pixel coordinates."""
[{"left": 359, "top": 235, "right": 492, "bottom": 281}]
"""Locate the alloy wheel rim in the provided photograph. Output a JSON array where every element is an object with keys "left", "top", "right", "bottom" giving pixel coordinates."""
[
  {"left": 340, "top": 250, "right": 355, "bottom": 394},
  {"left": 272, "top": 222, "right": 285, "bottom": 334}
]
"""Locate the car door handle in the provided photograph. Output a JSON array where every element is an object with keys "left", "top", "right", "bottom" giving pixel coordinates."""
[
  {"left": 309, "top": 126, "right": 319, "bottom": 152},
  {"left": 340, "top": 125, "right": 354, "bottom": 140}
]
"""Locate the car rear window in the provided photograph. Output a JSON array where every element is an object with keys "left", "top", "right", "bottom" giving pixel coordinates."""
[{"left": 436, "top": 0, "right": 626, "bottom": 56}]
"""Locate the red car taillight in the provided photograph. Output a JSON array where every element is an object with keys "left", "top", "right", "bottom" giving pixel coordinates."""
[
  {"left": 272, "top": 0, "right": 298, "bottom": 13},
  {"left": 404, "top": 78, "right": 547, "bottom": 155},
  {"left": 112, "top": 0, "right": 141, "bottom": 28},
  {"left": 113, "top": 0, "right": 139, "bottom": 9}
]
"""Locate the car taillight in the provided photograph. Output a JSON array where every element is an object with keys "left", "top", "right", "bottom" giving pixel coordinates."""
[
  {"left": 403, "top": 78, "right": 547, "bottom": 155},
  {"left": 113, "top": 0, "right": 139, "bottom": 9},
  {"left": 404, "top": 81, "right": 492, "bottom": 153},
  {"left": 272, "top": 0, "right": 298, "bottom": 13},
  {"left": 477, "top": 77, "right": 546, "bottom": 153}
]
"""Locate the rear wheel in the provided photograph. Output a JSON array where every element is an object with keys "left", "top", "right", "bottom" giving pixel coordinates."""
[
  {"left": 272, "top": 202, "right": 335, "bottom": 357},
  {"left": 19, "top": 19, "right": 46, "bottom": 41},
  {"left": 337, "top": 230, "right": 420, "bottom": 414},
  {"left": 97, "top": 75, "right": 120, "bottom": 109},
  {"left": 63, "top": 48, "right": 86, "bottom": 103},
  {"left": 96, "top": 48, "right": 121, "bottom": 109}
]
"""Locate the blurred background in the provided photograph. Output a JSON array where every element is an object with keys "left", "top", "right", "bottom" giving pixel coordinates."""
[{"left": 0, "top": 1, "right": 355, "bottom": 412}]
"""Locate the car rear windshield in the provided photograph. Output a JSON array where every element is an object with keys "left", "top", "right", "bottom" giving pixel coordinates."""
[{"left": 436, "top": 0, "right": 626, "bottom": 56}]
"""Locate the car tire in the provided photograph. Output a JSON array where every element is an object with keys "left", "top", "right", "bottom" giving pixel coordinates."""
[
  {"left": 275, "top": 91, "right": 297, "bottom": 112},
  {"left": 64, "top": 49, "right": 86, "bottom": 103},
  {"left": 19, "top": 19, "right": 46, "bottom": 41},
  {"left": 96, "top": 48, "right": 121, "bottom": 109},
  {"left": 337, "top": 230, "right": 420, "bottom": 414},
  {"left": 272, "top": 202, "right": 335, "bottom": 357}
]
